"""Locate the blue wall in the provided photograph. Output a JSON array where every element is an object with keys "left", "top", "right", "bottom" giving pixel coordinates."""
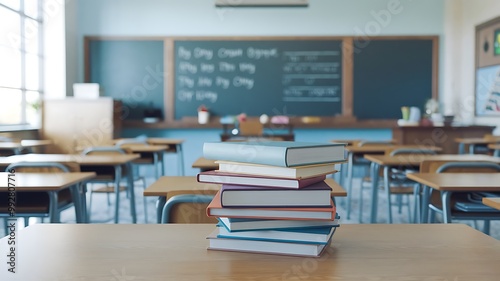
[{"left": 74, "top": 0, "right": 442, "bottom": 175}]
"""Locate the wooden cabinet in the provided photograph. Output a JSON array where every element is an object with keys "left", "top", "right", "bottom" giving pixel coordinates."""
[
  {"left": 41, "top": 98, "right": 123, "bottom": 153},
  {"left": 392, "top": 125, "right": 495, "bottom": 154}
]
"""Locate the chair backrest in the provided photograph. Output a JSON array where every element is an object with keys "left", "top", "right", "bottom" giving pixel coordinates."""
[
  {"left": 436, "top": 161, "right": 500, "bottom": 174},
  {"left": 388, "top": 148, "right": 438, "bottom": 156},
  {"left": 239, "top": 120, "right": 263, "bottom": 136},
  {"left": 161, "top": 194, "right": 218, "bottom": 224},
  {"left": 5, "top": 161, "right": 80, "bottom": 173}
]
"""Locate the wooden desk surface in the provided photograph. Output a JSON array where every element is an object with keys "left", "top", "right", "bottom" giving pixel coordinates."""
[
  {"left": 0, "top": 140, "right": 52, "bottom": 149},
  {"left": 364, "top": 154, "right": 500, "bottom": 166},
  {"left": 406, "top": 173, "right": 500, "bottom": 191},
  {"left": 0, "top": 153, "right": 140, "bottom": 166},
  {"left": 345, "top": 144, "right": 441, "bottom": 154},
  {"left": 455, "top": 137, "right": 500, "bottom": 145},
  {"left": 0, "top": 172, "right": 96, "bottom": 191},
  {"left": 483, "top": 197, "right": 500, "bottom": 210},
  {"left": 488, "top": 143, "right": 500, "bottom": 150},
  {"left": 114, "top": 138, "right": 184, "bottom": 153},
  {"left": 118, "top": 144, "right": 169, "bottom": 153},
  {"left": 143, "top": 176, "right": 220, "bottom": 197},
  {"left": 144, "top": 176, "right": 347, "bottom": 198},
  {"left": 2, "top": 224, "right": 499, "bottom": 280},
  {"left": 192, "top": 157, "right": 218, "bottom": 170}
]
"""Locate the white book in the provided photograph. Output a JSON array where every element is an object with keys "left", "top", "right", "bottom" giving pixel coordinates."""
[
  {"left": 218, "top": 217, "right": 340, "bottom": 232},
  {"left": 216, "top": 161, "right": 339, "bottom": 179}
]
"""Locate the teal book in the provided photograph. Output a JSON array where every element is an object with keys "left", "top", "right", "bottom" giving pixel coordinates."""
[
  {"left": 216, "top": 224, "right": 337, "bottom": 245},
  {"left": 203, "top": 141, "right": 346, "bottom": 167}
]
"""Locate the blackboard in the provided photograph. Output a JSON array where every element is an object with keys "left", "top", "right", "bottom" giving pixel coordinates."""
[
  {"left": 88, "top": 40, "right": 164, "bottom": 120},
  {"left": 85, "top": 36, "right": 438, "bottom": 125},
  {"left": 353, "top": 39, "right": 434, "bottom": 119},
  {"left": 173, "top": 40, "right": 343, "bottom": 119}
]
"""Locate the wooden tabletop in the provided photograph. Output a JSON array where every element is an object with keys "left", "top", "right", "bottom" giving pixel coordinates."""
[
  {"left": 1, "top": 224, "right": 499, "bottom": 280},
  {"left": 364, "top": 154, "right": 500, "bottom": 166},
  {"left": 406, "top": 173, "right": 500, "bottom": 191},
  {"left": 0, "top": 172, "right": 96, "bottom": 191},
  {"left": 488, "top": 143, "right": 500, "bottom": 150},
  {"left": 118, "top": 144, "right": 169, "bottom": 153},
  {"left": 0, "top": 153, "right": 140, "bottom": 167},
  {"left": 455, "top": 137, "right": 500, "bottom": 145},
  {"left": 144, "top": 176, "right": 348, "bottom": 198},
  {"left": 192, "top": 157, "right": 218, "bottom": 170},
  {"left": 0, "top": 139, "right": 52, "bottom": 149},
  {"left": 483, "top": 197, "right": 500, "bottom": 210},
  {"left": 143, "top": 176, "right": 220, "bottom": 197},
  {"left": 345, "top": 144, "right": 441, "bottom": 154},
  {"left": 114, "top": 138, "right": 184, "bottom": 153}
]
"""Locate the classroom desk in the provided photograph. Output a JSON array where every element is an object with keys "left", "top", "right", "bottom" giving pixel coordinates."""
[
  {"left": 0, "top": 153, "right": 140, "bottom": 223},
  {"left": 115, "top": 138, "right": 186, "bottom": 175},
  {"left": 118, "top": 144, "right": 168, "bottom": 179},
  {"left": 0, "top": 172, "right": 96, "bottom": 223},
  {"left": 2, "top": 223, "right": 499, "bottom": 280},
  {"left": 483, "top": 197, "right": 500, "bottom": 210},
  {"left": 0, "top": 139, "right": 52, "bottom": 155},
  {"left": 192, "top": 157, "right": 218, "bottom": 172},
  {"left": 144, "top": 176, "right": 347, "bottom": 223},
  {"left": 343, "top": 144, "right": 441, "bottom": 220},
  {"left": 363, "top": 154, "right": 500, "bottom": 223},
  {"left": 455, "top": 137, "right": 500, "bottom": 154},
  {"left": 406, "top": 173, "right": 500, "bottom": 229}
]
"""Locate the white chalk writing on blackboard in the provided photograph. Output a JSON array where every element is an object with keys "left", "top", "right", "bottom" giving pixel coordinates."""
[
  {"left": 233, "top": 76, "right": 254, "bottom": 90},
  {"left": 198, "top": 77, "right": 213, "bottom": 87},
  {"left": 194, "top": 48, "right": 213, "bottom": 60},
  {"left": 247, "top": 47, "right": 278, "bottom": 59},
  {"left": 239, "top": 63, "right": 256, "bottom": 74},
  {"left": 216, "top": 77, "right": 230, "bottom": 89},
  {"left": 196, "top": 90, "right": 218, "bottom": 103},
  {"left": 179, "top": 62, "right": 197, "bottom": 74},
  {"left": 218, "top": 48, "right": 243, "bottom": 58},
  {"left": 200, "top": 63, "right": 215, "bottom": 73},
  {"left": 178, "top": 47, "right": 191, "bottom": 60},
  {"left": 178, "top": 76, "right": 195, "bottom": 88},
  {"left": 219, "top": 62, "right": 236, "bottom": 72}
]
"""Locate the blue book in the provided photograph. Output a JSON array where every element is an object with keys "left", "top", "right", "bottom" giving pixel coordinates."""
[
  {"left": 216, "top": 224, "right": 337, "bottom": 245},
  {"left": 218, "top": 216, "right": 340, "bottom": 232},
  {"left": 203, "top": 141, "right": 346, "bottom": 167}
]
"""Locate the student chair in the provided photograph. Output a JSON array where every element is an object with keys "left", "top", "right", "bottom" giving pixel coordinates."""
[
  {"left": 381, "top": 148, "right": 437, "bottom": 224},
  {"left": 161, "top": 194, "right": 217, "bottom": 224},
  {"left": 427, "top": 161, "right": 500, "bottom": 234},
  {"left": 0, "top": 161, "right": 81, "bottom": 235}
]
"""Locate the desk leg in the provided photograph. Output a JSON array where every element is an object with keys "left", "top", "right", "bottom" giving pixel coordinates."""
[
  {"left": 469, "top": 144, "right": 476, "bottom": 154},
  {"left": 458, "top": 143, "right": 465, "bottom": 154},
  {"left": 421, "top": 185, "right": 431, "bottom": 223},
  {"left": 69, "top": 184, "right": 83, "bottom": 223},
  {"left": 383, "top": 166, "right": 393, "bottom": 224},
  {"left": 153, "top": 152, "right": 160, "bottom": 180},
  {"left": 413, "top": 183, "right": 421, "bottom": 223},
  {"left": 126, "top": 163, "right": 137, "bottom": 224},
  {"left": 81, "top": 183, "right": 89, "bottom": 223},
  {"left": 160, "top": 152, "right": 166, "bottom": 176},
  {"left": 156, "top": 196, "right": 166, "bottom": 223},
  {"left": 177, "top": 144, "right": 185, "bottom": 176},
  {"left": 441, "top": 191, "right": 452, "bottom": 224},
  {"left": 369, "top": 162, "right": 380, "bottom": 223},
  {"left": 48, "top": 191, "right": 60, "bottom": 223},
  {"left": 345, "top": 153, "right": 354, "bottom": 220},
  {"left": 114, "top": 165, "right": 122, "bottom": 224}
]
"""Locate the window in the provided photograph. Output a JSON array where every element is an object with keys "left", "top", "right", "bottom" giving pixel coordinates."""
[{"left": 0, "top": 0, "right": 43, "bottom": 126}]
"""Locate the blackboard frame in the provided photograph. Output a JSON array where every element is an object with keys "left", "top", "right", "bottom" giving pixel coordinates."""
[{"left": 84, "top": 35, "right": 439, "bottom": 128}]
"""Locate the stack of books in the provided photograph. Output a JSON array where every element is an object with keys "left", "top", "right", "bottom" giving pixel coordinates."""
[{"left": 199, "top": 141, "right": 346, "bottom": 257}]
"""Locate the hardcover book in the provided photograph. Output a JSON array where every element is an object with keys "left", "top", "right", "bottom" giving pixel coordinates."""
[
  {"left": 206, "top": 190, "right": 337, "bottom": 220},
  {"left": 197, "top": 170, "right": 326, "bottom": 189},
  {"left": 216, "top": 161, "right": 339, "bottom": 179},
  {"left": 218, "top": 217, "right": 340, "bottom": 232},
  {"left": 203, "top": 141, "right": 346, "bottom": 167},
  {"left": 207, "top": 228, "right": 332, "bottom": 257},
  {"left": 220, "top": 180, "right": 332, "bottom": 207},
  {"left": 217, "top": 224, "right": 337, "bottom": 244}
]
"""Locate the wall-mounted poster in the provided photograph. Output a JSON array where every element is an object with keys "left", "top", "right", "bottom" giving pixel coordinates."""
[{"left": 476, "top": 16, "right": 500, "bottom": 116}]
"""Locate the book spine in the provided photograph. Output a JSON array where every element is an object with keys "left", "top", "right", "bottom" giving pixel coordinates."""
[{"left": 203, "top": 142, "right": 288, "bottom": 167}]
